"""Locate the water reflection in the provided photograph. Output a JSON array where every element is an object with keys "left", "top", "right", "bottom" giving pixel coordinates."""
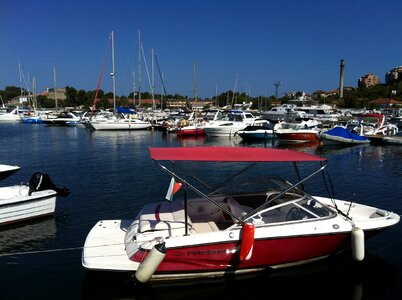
[
  {"left": 0, "top": 218, "right": 57, "bottom": 255},
  {"left": 315, "top": 144, "right": 370, "bottom": 156},
  {"left": 81, "top": 251, "right": 397, "bottom": 300}
]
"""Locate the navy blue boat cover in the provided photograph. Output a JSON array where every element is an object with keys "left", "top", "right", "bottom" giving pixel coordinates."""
[
  {"left": 116, "top": 106, "right": 136, "bottom": 114},
  {"left": 324, "top": 127, "right": 368, "bottom": 141}
]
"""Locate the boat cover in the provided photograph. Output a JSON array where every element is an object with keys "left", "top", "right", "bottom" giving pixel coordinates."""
[
  {"left": 324, "top": 127, "right": 368, "bottom": 141},
  {"left": 116, "top": 106, "right": 136, "bottom": 114},
  {"left": 149, "top": 147, "right": 325, "bottom": 162}
]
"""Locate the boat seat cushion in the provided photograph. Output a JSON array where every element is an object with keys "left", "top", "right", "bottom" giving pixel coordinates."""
[
  {"left": 226, "top": 198, "right": 253, "bottom": 221},
  {"left": 138, "top": 201, "right": 192, "bottom": 233}
]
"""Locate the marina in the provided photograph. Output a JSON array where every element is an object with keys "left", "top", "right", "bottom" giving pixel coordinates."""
[{"left": 1, "top": 121, "right": 402, "bottom": 299}]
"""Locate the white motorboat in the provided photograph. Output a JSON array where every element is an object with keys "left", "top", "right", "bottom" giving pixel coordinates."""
[
  {"left": 0, "top": 107, "right": 22, "bottom": 122},
  {"left": 235, "top": 122, "right": 278, "bottom": 141},
  {"left": 82, "top": 147, "right": 399, "bottom": 284},
  {"left": 88, "top": 116, "right": 152, "bottom": 130},
  {"left": 42, "top": 111, "right": 81, "bottom": 126},
  {"left": 260, "top": 104, "right": 295, "bottom": 121},
  {"left": 0, "top": 172, "right": 69, "bottom": 226},
  {"left": 0, "top": 164, "right": 21, "bottom": 181},
  {"left": 203, "top": 110, "right": 265, "bottom": 137}
]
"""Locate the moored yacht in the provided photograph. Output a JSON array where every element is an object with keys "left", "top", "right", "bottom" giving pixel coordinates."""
[{"left": 203, "top": 110, "right": 265, "bottom": 137}]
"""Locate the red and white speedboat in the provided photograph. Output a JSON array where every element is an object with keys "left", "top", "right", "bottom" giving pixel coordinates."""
[
  {"left": 82, "top": 147, "right": 399, "bottom": 284},
  {"left": 176, "top": 125, "right": 206, "bottom": 137},
  {"left": 275, "top": 128, "right": 320, "bottom": 143}
]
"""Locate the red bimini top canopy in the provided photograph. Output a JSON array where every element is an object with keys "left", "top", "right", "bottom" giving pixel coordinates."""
[{"left": 149, "top": 147, "right": 326, "bottom": 162}]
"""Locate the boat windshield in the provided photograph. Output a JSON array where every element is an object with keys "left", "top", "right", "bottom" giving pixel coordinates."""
[
  {"left": 212, "top": 176, "right": 335, "bottom": 225},
  {"left": 247, "top": 191, "right": 334, "bottom": 224}
]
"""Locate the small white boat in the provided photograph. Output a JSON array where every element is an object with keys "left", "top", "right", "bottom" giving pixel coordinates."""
[
  {"left": 0, "top": 107, "right": 22, "bottom": 122},
  {"left": 0, "top": 172, "right": 69, "bottom": 226},
  {"left": 0, "top": 164, "right": 20, "bottom": 181},
  {"left": 82, "top": 147, "right": 399, "bottom": 284}
]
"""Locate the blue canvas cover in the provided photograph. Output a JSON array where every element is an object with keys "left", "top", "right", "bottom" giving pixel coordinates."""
[
  {"left": 324, "top": 127, "right": 368, "bottom": 141},
  {"left": 116, "top": 106, "right": 136, "bottom": 114}
]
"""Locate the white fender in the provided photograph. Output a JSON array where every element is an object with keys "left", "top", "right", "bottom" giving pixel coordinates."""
[
  {"left": 135, "top": 242, "right": 166, "bottom": 283},
  {"left": 351, "top": 227, "right": 365, "bottom": 261}
]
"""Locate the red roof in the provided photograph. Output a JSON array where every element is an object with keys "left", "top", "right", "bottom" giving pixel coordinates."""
[
  {"left": 149, "top": 147, "right": 325, "bottom": 162},
  {"left": 369, "top": 99, "right": 402, "bottom": 105}
]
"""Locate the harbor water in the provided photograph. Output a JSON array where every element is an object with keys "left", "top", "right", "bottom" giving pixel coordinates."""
[{"left": 1, "top": 122, "right": 402, "bottom": 299}]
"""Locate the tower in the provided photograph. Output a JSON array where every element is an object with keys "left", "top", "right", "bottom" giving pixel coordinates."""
[
  {"left": 339, "top": 59, "right": 345, "bottom": 99},
  {"left": 274, "top": 81, "right": 282, "bottom": 98}
]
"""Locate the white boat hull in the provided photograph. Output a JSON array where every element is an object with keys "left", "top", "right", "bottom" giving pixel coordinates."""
[
  {"left": 88, "top": 119, "right": 152, "bottom": 130},
  {"left": 320, "top": 133, "right": 370, "bottom": 144},
  {"left": 203, "top": 123, "right": 248, "bottom": 137},
  {"left": 0, "top": 185, "right": 58, "bottom": 225}
]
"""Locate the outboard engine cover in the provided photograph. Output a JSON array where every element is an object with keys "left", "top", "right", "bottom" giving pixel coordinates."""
[{"left": 28, "top": 172, "right": 70, "bottom": 197}]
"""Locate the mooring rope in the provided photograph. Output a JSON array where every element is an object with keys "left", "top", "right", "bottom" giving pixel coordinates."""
[
  {"left": 0, "top": 241, "right": 126, "bottom": 257},
  {"left": 0, "top": 246, "right": 83, "bottom": 257}
]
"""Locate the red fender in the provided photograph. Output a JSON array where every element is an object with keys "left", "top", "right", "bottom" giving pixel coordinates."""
[{"left": 239, "top": 223, "right": 255, "bottom": 261}]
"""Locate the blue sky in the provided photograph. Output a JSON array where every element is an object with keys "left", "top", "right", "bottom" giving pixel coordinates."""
[{"left": 1, "top": 0, "right": 402, "bottom": 99}]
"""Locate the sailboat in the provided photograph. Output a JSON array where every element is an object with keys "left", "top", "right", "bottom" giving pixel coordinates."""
[
  {"left": 20, "top": 76, "right": 44, "bottom": 124},
  {"left": 88, "top": 31, "right": 152, "bottom": 131}
]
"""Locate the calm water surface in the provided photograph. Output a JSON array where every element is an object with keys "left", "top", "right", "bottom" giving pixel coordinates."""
[{"left": 1, "top": 122, "right": 402, "bottom": 299}]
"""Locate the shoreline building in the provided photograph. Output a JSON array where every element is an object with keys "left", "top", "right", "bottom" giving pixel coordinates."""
[
  {"left": 358, "top": 73, "right": 380, "bottom": 88},
  {"left": 386, "top": 66, "right": 402, "bottom": 84}
]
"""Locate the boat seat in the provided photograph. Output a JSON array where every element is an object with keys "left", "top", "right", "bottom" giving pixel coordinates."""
[
  {"left": 192, "top": 221, "right": 219, "bottom": 233},
  {"left": 138, "top": 201, "right": 192, "bottom": 235},
  {"left": 226, "top": 198, "right": 253, "bottom": 222}
]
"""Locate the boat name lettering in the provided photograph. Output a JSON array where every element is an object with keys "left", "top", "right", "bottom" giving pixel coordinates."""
[{"left": 171, "top": 249, "right": 227, "bottom": 256}]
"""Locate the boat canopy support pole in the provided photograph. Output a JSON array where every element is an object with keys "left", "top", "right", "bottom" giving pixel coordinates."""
[
  {"left": 156, "top": 163, "right": 242, "bottom": 222},
  {"left": 184, "top": 187, "right": 189, "bottom": 236},
  {"left": 245, "top": 161, "right": 328, "bottom": 221}
]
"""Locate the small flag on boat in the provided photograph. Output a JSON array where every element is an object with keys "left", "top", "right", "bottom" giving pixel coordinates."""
[{"left": 165, "top": 177, "right": 182, "bottom": 201}]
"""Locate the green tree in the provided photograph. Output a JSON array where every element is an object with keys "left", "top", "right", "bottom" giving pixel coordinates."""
[
  {"left": 77, "top": 89, "right": 89, "bottom": 107},
  {"left": 2, "top": 86, "right": 22, "bottom": 102},
  {"left": 65, "top": 86, "right": 78, "bottom": 106}
]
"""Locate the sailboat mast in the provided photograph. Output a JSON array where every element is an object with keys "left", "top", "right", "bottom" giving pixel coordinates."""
[
  {"left": 133, "top": 71, "right": 136, "bottom": 104},
  {"left": 18, "top": 63, "right": 23, "bottom": 100},
  {"left": 152, "top": 48, "right": 155, "bottom": 111},
  {"left": 193, "top": 60, "right": 197, "bottom": 110},
  {"left": 138, "top": 29, "right": 142, "bottom": 107},
  {"left": 53, "top": 66, "right": 58, "bottom": 110},
  {"left": 32, "top": 77, "right": 37, "bottom": 113},
  {"left": 231, "top": 73, "right": 238, "bottom": 108},
  {"left": 111, "top": 31, "right": 116, "bottom": 116}
]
